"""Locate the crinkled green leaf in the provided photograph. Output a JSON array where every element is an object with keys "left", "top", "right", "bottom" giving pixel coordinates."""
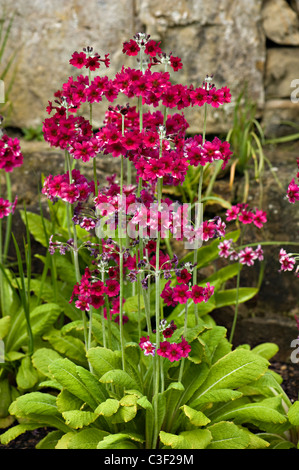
[
  {"left": 48, "top": 358, "right": 98, "bottom": 410},
  {"left": 180, "top": 405, "right": 210, "bottom": 426},
  {"left": 207, "top": 421, "right": 250, "bottom": 449},
  {"left": 36, "top": 430, "right": 64, "bottom": 449},
  {"left": 97, "top": 432, "right": 144, "bottom": 449},
  {"left": 62, "top": 410, "right": 98, "bottom": 429},
  {"left": 190, "top": 349, "right": 269, "bottom": 406},
  {"left": 16, "top": 356, "right": 39, "bottom": 390},
  {"left": 86, "top": 347, "right": 122, "bottom": 378},
  {"left": 95, "top": 399, "right": 120, "bottom": 417},
  {"left": 57, "top": 429, "right": 109, "bottom": 449},
  {"left": 159, "top": 429, "right": 212, "bottom": 449},
  {"left": 32, "top": 347, "right": 62, "bottom": 378},
  {"left": 99, "top": 369, "right": 140, "bottom": 392},
  {"left": 287, "top": 401, "right": 299, "bottom": 426}
]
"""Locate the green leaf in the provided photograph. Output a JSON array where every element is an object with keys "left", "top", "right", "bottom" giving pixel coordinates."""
[
  {"left": 180, "top": 405, "right": 211, "bottom": 426},
  {"left": 97, "top": 432, "right": 144, "bottom": 449},
  {"left": 62, "top": 410, "right": 98, "bottom": 429},
  {"left": 214, "top": 396, "right": 287, "bottom": 428},
  {"left": 214, "top": 287, "right": 258, "bottom": 309},
  {"left": 76, "top": 365, "right": 108, "bottom": 404},
  {"left": 56, "top": 389, "right": 84, "bottom": 413},
  {"left": 191, "top": 389, "right": 243, "bottom": 407},
  {"left": 0, "top": 423, "right": 43, "bottom": 445},
  {"left": 19, "top": 210, "right": 66, "bottom": 248},
  {"left": 159, "top": 429, "right": 212, "bottom": 449},
  {"left": 190, "top": 349, "right": 269, "bottom": 407},
  {"left": 29, "top": 279, "right": 81, "bottom": 322},
  {"left": 0, "top": 315, "right": 11, "bottom": 339},
  {"left": 110, "top": 404, "right": 137, "bottom": 424},
  {"left": 100, "top": 369, "right": 140, "bottom": 392},
  {"left": 36, "top": 430, "right": 64, "bottom": 449},
  {"left": 16, "top": 356, "right": 39, "bottom": 390},
  {"left": 7, "top": 303, "right": 62, "bottom": 352},
  {"left": 32, "top": 347, "right": 62, "bottom": 378},
  {"left": 64, "top": 429, "right": 110, "bottom": 449},
  {"left": 8, "top": 392, "right": 70, "bottom": 433},
  {"left": 287, "top": 401, "right": 299, "bottom": 426},
  {"left": 48, "top": 358, "right": 98, "bottom": 410},
  {"left": 86, "top": 347, "right": 122, "bottom": 378},
  {"left": 207, "top": 421, "right": 251, "bottom": 449},
  {"left": 0, "top": 379, "right": 12, "bottom": 419},
  {"left": 95, "top": 399, "right": 120, "bottom": 417},
  {"left": 43, "top": 329, "right": 87, "bottom": 367},
  {"left": 251, "top": 343, "right": 279, "bottom": 360},
  {"left": 9, "top": 391, "right": 59, "bottom": 417}
]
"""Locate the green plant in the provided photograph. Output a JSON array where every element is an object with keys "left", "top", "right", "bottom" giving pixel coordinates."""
[
  {"left": 2, "top": 32, "right": 299, "bottom": 452},
  {"left": 1, "top": 324, "right": 298, "bottom": 449},
  {"left": 22, "top": 124, "right": 44, "bottom": 142}
]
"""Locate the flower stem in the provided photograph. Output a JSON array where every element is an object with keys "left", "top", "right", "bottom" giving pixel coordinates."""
[
  {"left": 192, "top": 102, "right": 207, "bottom": 323},
  {"left": 229, "top": 226, "right": 244, "bottom": 343},
  {"left": 229, "top": 260, "right": 241, "bottom": 344},
  {"left": 178, "top": 301, "right": 188, "bottom": 382}
]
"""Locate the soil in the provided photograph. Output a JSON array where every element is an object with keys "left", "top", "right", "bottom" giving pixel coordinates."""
[{"left": 0, "top": 361, "right": 298, "bottom": 450}]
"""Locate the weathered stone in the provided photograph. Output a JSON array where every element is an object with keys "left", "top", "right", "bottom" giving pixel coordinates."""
[
  {"left": 1, "top": 0, "right": 266, "bottom": 135},
  {"left": 265, "top": 48, "right": 299, "bottom": 100},
  {"left": 1, "top": 0, "right": 135, "bottom": 129},
  {"left": 262, "top": 99, "right": 299, "bottom": 137},
  {"left": 139, "top": 0, "right": 266, "bottom": 134},
  {"left": 262, "top": 0, "right": 299, "bottom": 45}
]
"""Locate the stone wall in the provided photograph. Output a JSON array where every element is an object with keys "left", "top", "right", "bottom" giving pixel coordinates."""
[{"left": 1, "top": 0, "right": 299, "bottom": 136}]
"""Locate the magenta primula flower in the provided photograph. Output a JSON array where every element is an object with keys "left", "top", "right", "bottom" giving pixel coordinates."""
[
  {"left": 0, "top": 197, "right": 12, "bottom": 218},
  {"left": 0, "top": 135, "right": 24, "bottom": 172},
  {"left": 166, "top": 343, "right": 183, "bottom": 362},
  {"left": 279, "top": 249, "right": 296, "bottom": 272},
  {"left": 172, "top": 284, "right": 191, "bottom": 304},
  {"left": 218, "top": 239, "right": 233, "bottom": 258},
  {"left": 253, "top": 209, "right": 267, "bottom": 229},
  {"left": 104, "top": 279, "right": 120, "bottom": 297},
  {"left": 239, "top": 246, "right": 257, "bottom": 266},
  {"left": 287, "top": 178, "right": 299, "bottom": 203},
  {"left": 190, "top": 285, "right": 205, "bottom": 304}
]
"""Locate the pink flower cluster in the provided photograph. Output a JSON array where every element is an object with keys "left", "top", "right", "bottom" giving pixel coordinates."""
[
  {"left": 43, "top": 34, "right": 232, "bottom": 188},
  {"left": 69, "top": 265, "right": 129, "bottom": 324},
  {"left": 286, "top": 158, "right": 299, "bottom": 204},
  {"left": 278, "top": 249, "right": 298, "bottom": 275},
  {"left": 161, "top": 279, "right": 214, "bottom": 307},
  {"left": 139, "top": 319, "right": 191, "bottom": 362},
  {"left": 218, "top": 239, "right": 264, "bottom": 266},
  {"left": 225, "top": 204, "right": 267, "bottom": 228},
  {"left": 42, "top": 169, "right": 95, "bottom": 204},
  {"left": 0, "top": 134, "right": 23, "bottom": 172},
  {"left": 0, "top": 196, "right": 17, "bottom": 219},
  {"left": 70, "top": 47, "right": 110, "bottom": 71}
]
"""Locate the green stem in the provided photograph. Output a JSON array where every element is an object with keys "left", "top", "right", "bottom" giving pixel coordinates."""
[
  {"left": 229, "top": 226, "right": 245, "bottom": 343},
  {"left": 3, "top": 172, "right": 12, "bottom": 262},
  {"left": 229, "top": 260, "right": 241, "bottom": 344},
  {"left": 192, "top": 102, "right": 207, "bottom": 323},
  {"left": 152, "top": 177, "right": 163, "bottom": 449},
  {"left": 178, "top": 301, "right": 188, "bottom": 382}
]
